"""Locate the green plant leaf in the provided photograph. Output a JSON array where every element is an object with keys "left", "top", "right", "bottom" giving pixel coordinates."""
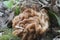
[
  {"left": 48, "top": 10, "right": 60, "bottom": 26},
  {"left": 15, "top": 6, "right": 20, "bottom": 15},
  {"left": 3, "top": 1, "right": 14, "bottom": 9}
]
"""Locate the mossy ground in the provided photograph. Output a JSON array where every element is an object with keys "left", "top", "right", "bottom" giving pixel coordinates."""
[{"left": 0, "top": 28, "right": 20, "bottom": 40}]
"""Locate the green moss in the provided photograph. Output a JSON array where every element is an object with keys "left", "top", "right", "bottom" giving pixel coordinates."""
[
  {"left": 0, "top": 28, "right": 20, "bottom": 40},
  {"left": 0, "top": 35, "right": 11, "bottom": 40},
  {"left": 0, "top": 34, "right": 20, "bottom": 40}
]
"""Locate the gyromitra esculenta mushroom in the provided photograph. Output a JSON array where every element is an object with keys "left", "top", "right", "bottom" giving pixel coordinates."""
[{"left": 12, "top": 8, "right": 49, "bottom": 40}]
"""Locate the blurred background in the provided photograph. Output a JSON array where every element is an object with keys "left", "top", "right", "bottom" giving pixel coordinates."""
[{"left": 0, "top": 0, "right": 60, "bottom": 40}]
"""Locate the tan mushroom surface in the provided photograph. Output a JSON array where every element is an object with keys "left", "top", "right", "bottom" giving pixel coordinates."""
[{"left": 12, "top": 8, "right": 49, "bottom": 40}]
